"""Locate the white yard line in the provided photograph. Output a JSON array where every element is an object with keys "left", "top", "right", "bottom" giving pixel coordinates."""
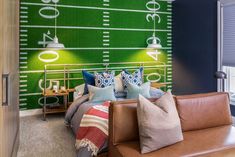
[
  {"left": 20, "top": 47, "right": 172, "bottom": 51},
  {"left": 20, "top": 25, "right": 171, "bottom": 32},
  {"left": 20, "top": 2, "right": 171, "bottom": 15}
]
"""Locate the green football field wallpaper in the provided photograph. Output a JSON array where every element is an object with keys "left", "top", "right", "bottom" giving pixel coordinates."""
[{"left": 19, "top": 0, "right": 173, "bottom": 110}]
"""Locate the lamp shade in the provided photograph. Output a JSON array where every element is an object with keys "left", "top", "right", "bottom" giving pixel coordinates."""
[
  {"left": 147, "top": 37, "right": 162, "bottom": 49},
  {"left": 215, "top": 71, "right": 227, "bottom": 79},
  {"left": 47, "top": 36, "right": 65, "bottom": 49}
]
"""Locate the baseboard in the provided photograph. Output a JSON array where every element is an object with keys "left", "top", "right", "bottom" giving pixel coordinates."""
[{"left": 20, "top": 109, "right": 42, "bottom": 117}]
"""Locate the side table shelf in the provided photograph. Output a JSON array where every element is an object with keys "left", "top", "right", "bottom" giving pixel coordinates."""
[{"left": 41, "top": 89, "right": 71, "bottom": 120}]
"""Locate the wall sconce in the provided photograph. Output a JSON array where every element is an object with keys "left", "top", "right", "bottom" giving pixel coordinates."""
[
  {"left": 47, "top": 2, "right": 64, "bottom": 49},
  {"left": 147, "top": 32, "right": 162, "bottom": 60},
  {"left": 47, "top": 36, "right": 64, "bottom": 49},
  {"left": 38, "top": 2, "right": 64, "bottom": 63},
  {"left": 145, "top": 0, "right": 175, "bottom": 60},
  {"left": 146, "top": 0, "right": 162, "bottom": 61}
]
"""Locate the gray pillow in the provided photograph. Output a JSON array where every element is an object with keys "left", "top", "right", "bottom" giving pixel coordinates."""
[
  {"left": 114, "top": 92, "right": 127, "bottom": 98},
  {"left": 137, "top": 92, "right": 183, "bottom": 154},
  {"left": 149, "top": 87, "right": 164, "bottom": 98},
  {"left": 126, "top": 82, "right": 151, "bottom": 99},
  {"left": 88, "top": 85, "right": 116, "bottom": 103}
]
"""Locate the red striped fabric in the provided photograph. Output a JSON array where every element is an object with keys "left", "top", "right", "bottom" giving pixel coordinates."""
[
  {"left": 76, "top": 101, "right": 110, "bottom": 156},
  {"left": 86, "top": 109, "right": 108, "bottom": 119}
]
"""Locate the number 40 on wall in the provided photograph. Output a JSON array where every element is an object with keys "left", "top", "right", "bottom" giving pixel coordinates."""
[{"left": 38, "top": 31, "right": 54, "bottom": 48}]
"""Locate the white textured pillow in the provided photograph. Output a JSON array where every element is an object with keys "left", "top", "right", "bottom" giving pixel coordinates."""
[
  {"left": 137, "top": 92, "right": 183, "bottom": 154},
  {"left": 74, "top": 84, "right": 85, "bottom": 100},
  {"left": 114, "top": 73, "right": 124, "bottom": 92}
]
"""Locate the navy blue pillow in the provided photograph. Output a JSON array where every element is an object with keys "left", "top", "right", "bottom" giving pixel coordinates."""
[{"left": 82, "top": 70, "right": 95, "bottom": 95}]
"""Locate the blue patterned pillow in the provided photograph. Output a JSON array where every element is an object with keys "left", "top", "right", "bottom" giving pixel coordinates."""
[
  {"left": 121, "top": 67, "right": 143, "bottom": 90},
  {"left": 95, "top": 71, "right": 115, "bottom": 88}
]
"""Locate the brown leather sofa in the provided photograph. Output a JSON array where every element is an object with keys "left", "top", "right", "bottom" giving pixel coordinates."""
[{"left": 108, "top": 92, "right": 235, "bottom": 157}]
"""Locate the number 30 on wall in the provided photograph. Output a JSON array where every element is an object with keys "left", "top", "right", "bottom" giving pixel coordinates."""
[
  {"left": 145, "top": 0, "right": 162, "bottom": 48},
  {"left": 145, "top": 0, "right": 161, "bottom": 23}
]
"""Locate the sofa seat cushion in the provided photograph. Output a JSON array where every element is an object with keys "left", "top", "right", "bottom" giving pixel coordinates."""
[
  {"left": 115, "top": 126, "right": 235, "bottom": 157},
  {"left": 197, "top": 148, "right": 235, "bottom": 157}
]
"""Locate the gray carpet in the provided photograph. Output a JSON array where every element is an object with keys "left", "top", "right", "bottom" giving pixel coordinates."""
[{"left": 17, "top": 114, "right": 76, "bottom": 157}]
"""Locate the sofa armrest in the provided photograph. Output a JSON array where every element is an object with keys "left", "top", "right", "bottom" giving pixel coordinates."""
[{"left": 109, "top": 99, "right": 139, "bottom": 147}]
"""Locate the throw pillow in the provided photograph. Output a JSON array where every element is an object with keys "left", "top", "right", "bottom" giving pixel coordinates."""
[
  {"left": 149, "top": 87, "right": 165, "bottom": 98},
  {"left": 121, "top": 67, "right": 143, "bottom": 90},
  {"left": 95, "top": 71, "right": 115, "bottom": 88},
  {"left": 82, "top": 70, "right": 95, "bottom": 95},
  {"left": 137, "top": 92, "right": 183, "bottom": 154},
  {"left": 126, "top": 82, "right": 151, "bottom": 99},
  {"left": 114, "top": 91, "right": 127, "bottom": 98},
  {"left": 74, "top": 84, "right": 85, "bottom": 100},
  {"left": 88, "top": 85, "right": 116, "bottom": 103},
  {"left": 114, "top": 73, "right": 124, "bottom": 92}
]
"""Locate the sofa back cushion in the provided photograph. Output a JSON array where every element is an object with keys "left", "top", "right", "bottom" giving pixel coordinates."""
[
  {"left": 175, "top": 92, "right": 232, "bottom": 132},
  {"left": 109, "top": 92, "right": 232, "bottom": 146}
]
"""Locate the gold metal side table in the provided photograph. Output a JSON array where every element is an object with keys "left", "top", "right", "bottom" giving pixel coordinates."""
[{"left": 41, "top": 89, "right": 69, "bottom": 120}]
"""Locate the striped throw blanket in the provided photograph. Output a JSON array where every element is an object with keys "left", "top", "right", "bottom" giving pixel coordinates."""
[{"left": 75, "top": 101, "right": 110, "bottom": 156}]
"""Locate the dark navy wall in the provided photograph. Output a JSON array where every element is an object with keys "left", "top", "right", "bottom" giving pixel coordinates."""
[
  {"left": 172, "top": 0, "right": 235, "bottom": 116},
  {"left": 172, "top": 0, "right": 218, "bottom": 95}
]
